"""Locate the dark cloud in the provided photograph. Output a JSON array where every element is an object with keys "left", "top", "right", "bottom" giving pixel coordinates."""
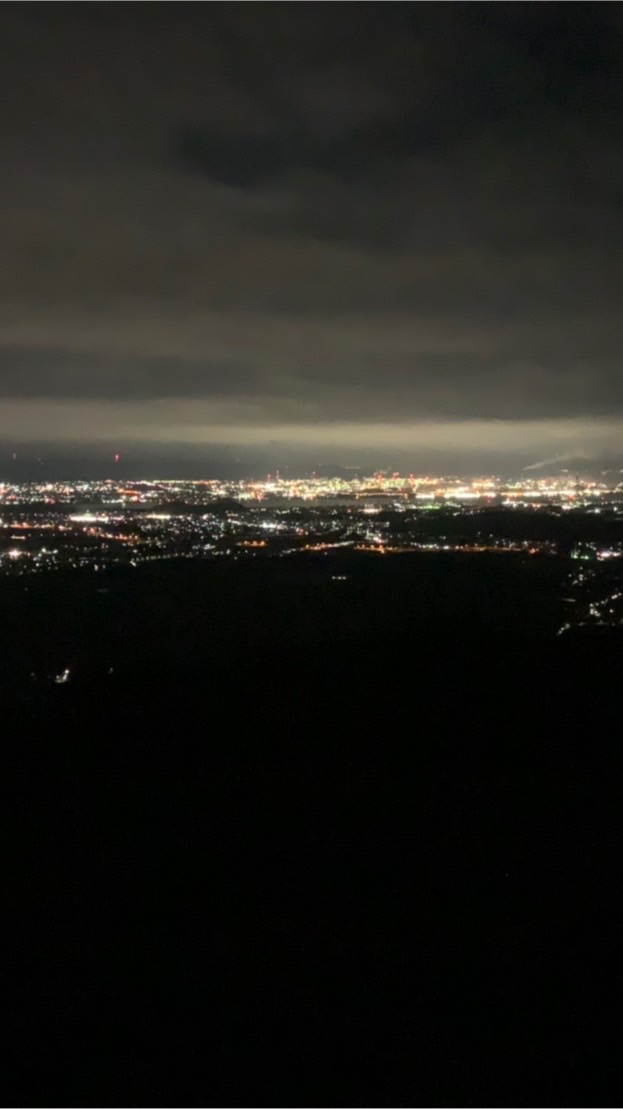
[
  {"left": 0, "top": 346, "right": 256, "bottom": 401},
  {"left": 1, "top": 4, "right": 623, "bottom": 470}
]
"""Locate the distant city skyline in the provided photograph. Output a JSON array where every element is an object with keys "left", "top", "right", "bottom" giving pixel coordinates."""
[
  {"left": 3, "top": 471, "right": 623, "bottom": 642},
  {"left": 2, "top": 438, "right": 623, "bottom": 484}
]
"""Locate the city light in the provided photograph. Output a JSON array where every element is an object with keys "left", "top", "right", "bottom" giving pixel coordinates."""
[{"left": 0, "top": 470, "right": 622, "bottom": 644}]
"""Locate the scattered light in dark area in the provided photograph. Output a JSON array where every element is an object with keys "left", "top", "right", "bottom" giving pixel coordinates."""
[{"left": 4, "top": 6, "right": 623, "bottom": 1107}]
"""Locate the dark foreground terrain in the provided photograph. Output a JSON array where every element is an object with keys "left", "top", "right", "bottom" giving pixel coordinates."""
[{"left": 5, "top": 553, "right": 623, "bottom": 1106}]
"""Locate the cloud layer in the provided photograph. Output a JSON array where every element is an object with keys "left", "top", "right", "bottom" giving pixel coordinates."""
[{"left": 1, "top": 5, "right": 622, "bottom": 467}]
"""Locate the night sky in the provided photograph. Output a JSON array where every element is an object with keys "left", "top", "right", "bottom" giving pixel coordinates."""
[{"left": 2, "top": 3, "right": 623, "bottom": 475}]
